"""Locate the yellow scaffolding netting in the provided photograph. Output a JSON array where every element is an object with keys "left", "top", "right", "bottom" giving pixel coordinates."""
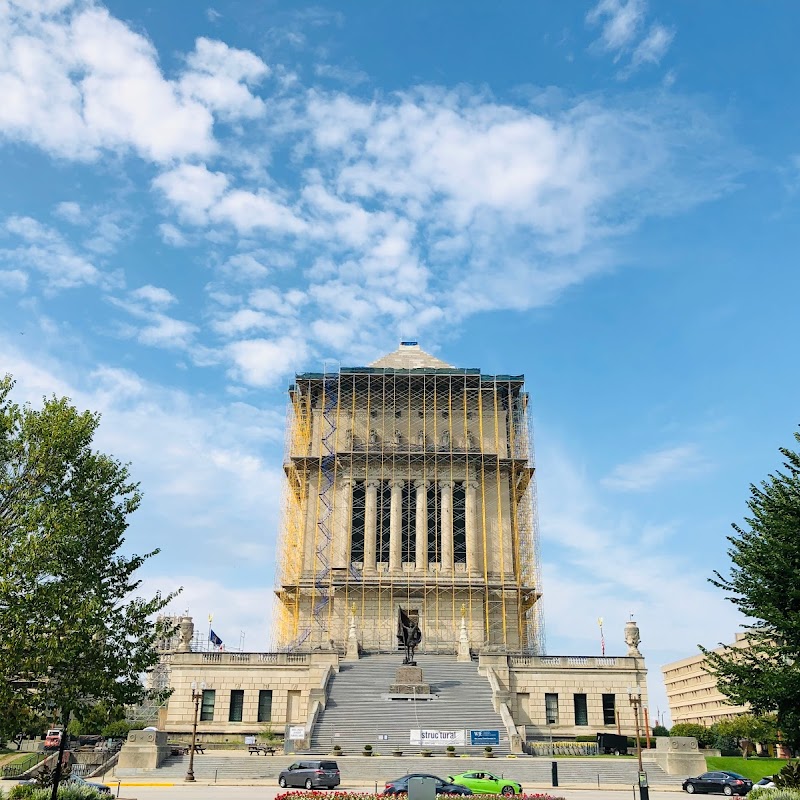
[{"left": 272, "top": 366, "right": 545, "bottom": 655}]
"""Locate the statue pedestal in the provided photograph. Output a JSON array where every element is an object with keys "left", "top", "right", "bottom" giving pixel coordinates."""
[{"left": 389, "top": 665, "right": 431, "bottom": 695}]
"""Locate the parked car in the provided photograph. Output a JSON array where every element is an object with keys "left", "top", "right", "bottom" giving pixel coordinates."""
[
  {"left": 278, "top": 760, "right": 340, "bottom": 789},
  {"left": 43, "top": 730, "right": 63, "bottom": 750},
  {"left": 754, "top": 778, "right": 776, "bottom": 790},
  {"left": 683, "top": 772, "right": 753, "bottom": 795},
  {"left": 448, "top": 772, "right": 521, "bottom": 796},
  {"left": 383, "top": 774, "right": 473, "bottom": 795}
]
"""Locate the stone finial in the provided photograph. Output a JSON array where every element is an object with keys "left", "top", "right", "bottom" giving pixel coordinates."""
[
  {"left": 177, "top": 615, "right": 194, "bottom": 653},
  {"left": 624, "top": 618, "right": 642, "bottom": 657},
  {"left": 345, "top": 605, "right": 360, "bottom": 662},
  {"left": 457, "top": 605, "right": 471, "bottom": 662}
]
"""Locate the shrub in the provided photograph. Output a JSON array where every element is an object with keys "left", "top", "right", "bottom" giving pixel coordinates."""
[
  {"left": 363, "top": 744, "right": 372, "bottom": 751},
  {"left": 670, "top": 723, "right": 715, "bottom": 748},
  {"left": 776, "top": 763, "right": 800, "bottom": 789},
  {"left": 751, "top": 791, "right": 800, "bottom": 800},
  {"left": 653, "top": 725, "right": 670, "bottom": 738},
  {"left": 101, "top": 721, "right": 131, "bottom": 739}
]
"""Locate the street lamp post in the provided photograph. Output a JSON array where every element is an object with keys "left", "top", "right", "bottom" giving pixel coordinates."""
[
  {"left": 185, "top": 682, "right": 205, "bottom": 783},
  {"left": 628, "top": 687, "right": 649, "bottom": 800}
]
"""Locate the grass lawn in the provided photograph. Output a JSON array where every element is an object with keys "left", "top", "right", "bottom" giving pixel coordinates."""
[{"left": 705, "top": 757, "right": 791, "bottom": 782}]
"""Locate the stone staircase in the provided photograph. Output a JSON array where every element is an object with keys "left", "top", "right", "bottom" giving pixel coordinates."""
[
  {"left": 308, "top": 654, "right": 509, "bottom": 756},
  {"left": 111, "top": 753, "right": 685, "bottom": 786}
]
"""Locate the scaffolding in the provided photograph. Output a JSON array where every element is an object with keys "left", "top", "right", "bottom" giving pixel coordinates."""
[{"left": 273, "top": 349, "right": 546, "bottom": 655}]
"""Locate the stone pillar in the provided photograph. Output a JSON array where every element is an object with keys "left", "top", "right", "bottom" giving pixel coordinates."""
[
  {"left": 440, "top": 480, "right": 453, "bottom": 573},
  {"left": 345, "top": 605, "right": 360, "bottom": 662},
  {"left": 415, "top": 479, "right": 428, "bottom": 573},
  {"left": 389, "top": 479, "right": 404, "bottom": 572},
  {"left": 333, "top": 477, "right": 353, "bottom": 570},
  {"left": 457, "top": 604, "right": 471, "bottom": 662},
  {"left": 363, "top": 479, "right": 378, "bottom": 574},
  {"left": 466, "top": 480, "right": 480, "bottom": 576}
]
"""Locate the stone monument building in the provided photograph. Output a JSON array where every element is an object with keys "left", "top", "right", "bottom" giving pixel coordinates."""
[
  {"left": 160, "top": 344, "right": 649, "bottom": 753},
  {"left": 274, "top": 341, "right": 544, "bottom": 655}
]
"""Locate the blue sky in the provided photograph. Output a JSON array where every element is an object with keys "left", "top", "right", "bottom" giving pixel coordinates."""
[{"left": 2, "top": 0, "right": 799, "bottom": 725}]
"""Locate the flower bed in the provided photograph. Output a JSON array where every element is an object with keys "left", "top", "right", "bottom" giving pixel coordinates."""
[{"left": 276, "top": 792, "right": 566, "bottom": 800}]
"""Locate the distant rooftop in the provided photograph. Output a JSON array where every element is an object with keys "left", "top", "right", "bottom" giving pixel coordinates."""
[{"left": 369, "top": 341, "right": 454, "bottom": 370}]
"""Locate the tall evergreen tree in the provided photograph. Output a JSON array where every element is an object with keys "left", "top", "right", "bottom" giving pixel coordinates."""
[
  {"left": 703, "top": 429, "right": 800, "bottom": 748},
  {"left": 0, "top": 375, "right": 178, "bottom": 750}
]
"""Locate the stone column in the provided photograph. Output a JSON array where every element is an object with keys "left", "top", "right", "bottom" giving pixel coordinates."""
[
  {"left": 466, "top": 480, "right": 481, "bottom": 576},
  {"left": 389, "top": 479, "right": 404, "bottom": 572},
  {"left": 333, "top": 477, "right": 353, "bottom": 570},
  {"left": 415, "top": 479, "right": 428, "bottom": 573},
  {"left": 440, "top": 480, "right": 453, "bottom": 574},
  {"left": 363, "top": 479, "right": 378, "bottom": 574}
]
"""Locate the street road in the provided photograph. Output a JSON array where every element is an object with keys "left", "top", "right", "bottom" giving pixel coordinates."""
[{"left": 105, "top": 786, "right": 682, "bottom": 800}]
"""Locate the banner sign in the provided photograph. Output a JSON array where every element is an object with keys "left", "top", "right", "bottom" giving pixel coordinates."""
[
  {"left": 410, "top": 729, "right": 466, "bottom": 746},
  {"left": 470, "top": 730, "right": 500, "bottom": 746}
]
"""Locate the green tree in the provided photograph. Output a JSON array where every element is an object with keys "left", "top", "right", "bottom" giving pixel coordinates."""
[
  {"left": 670, "top": 723, "right": 715, "bottom": 748},
  {"left": 702, "top": 430, "right": 800, "bottom": 750},
  {"left": 652, "top": 724, "right": 670, "bottom": 737},
  {"left": 0, "top": 376, "right": 178, "bottom": 778}
]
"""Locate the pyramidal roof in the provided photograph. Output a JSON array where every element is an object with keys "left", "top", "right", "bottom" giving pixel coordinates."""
[{"left": 369, "top": 341, "right": 454, "bottom": 370}]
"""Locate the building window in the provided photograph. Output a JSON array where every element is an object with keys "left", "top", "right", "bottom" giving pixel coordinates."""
[
  {"left": 200, "top": 689, "right": 216, "bottom": 721},
  {"left": 573, "top": 694, "right": 588, "bottom": 726},
  {"left": 602, "top": 694, "right": 616, "bottom": 726},
  {"left": 228, "top": 690, "right": 244, "bottom": 722},
  {"left": 452, "top": 482, "right": 467, "bottom": 563},
  {"left": 350, "top": 482, "right": 365, "bottom": 562},
  {"left": 427, "top": 484, "right": 440, "bottom": 562},
  {"left": 545, "top": 693, "right": 559, "bottom": 725},
  {"left": 401, "top": 482, "right": 415, "bottom": 563},
  {"left": 257, "top": 690, "right": 273, "bottom": 723},
  {"left": 377, "top": 481, "right": 391, "bottom": 562}
]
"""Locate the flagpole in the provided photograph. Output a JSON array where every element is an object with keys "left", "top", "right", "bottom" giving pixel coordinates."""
[
  {"left": 208, "top": 614, "right": 213, "bottom": 652},
  {"left": 598, "top": 617, "right": 605, "bottom": 656}
]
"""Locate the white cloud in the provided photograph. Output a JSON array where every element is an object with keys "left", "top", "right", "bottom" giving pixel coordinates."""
[
  {"left": 180, "top": 37, "right": 269, "bottom": 120},
  {"left": 632, "top": 23, "right": 675, "bottom": 68},
  {"left": 131, "top": 285, "right": 178, "bottom": 308},
  {"left": 0, "top": 4, "right": 276, "bottom": 164},
  {"left": 586, "top": 0, "right": 673, "bottom": 73},
  {"left": 0, "top": 269, "right": 28, "bottom": 293},
  {"left": 159, "top": 223, "right": 188, "bottom": 247},
  {"left": 110, "top": 290, "right": 198, "bottom": 351},
  {"left": 601, "top": 444, "right": 710, "bottom": 492},
  {"left": 153, "top": 164, "right": 230, "bottom": 225},
  {"left": 1, "top": 215, "right": 104, "bottom": 290},
  {"left": 227, "top": 336, "right": 311, "bottom": 387},
  {"left": 586, "top": 0, "right": 645, "bottom": 52},
  {"left": 54, "top": 201, "right": 84, "bottom": 224}
]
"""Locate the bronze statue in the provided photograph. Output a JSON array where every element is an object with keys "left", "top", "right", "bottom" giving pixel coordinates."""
[{"left": 396, "top": 608, "right": 422, "bottom": 665}]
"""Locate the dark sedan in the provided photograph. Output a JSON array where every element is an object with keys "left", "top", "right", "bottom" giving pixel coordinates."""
[
  {"left": 683, "top": 772, "right": 753, "bottom": 796},
  {"left": 384, "top": 774, "right": 473, "bottom": 795}
]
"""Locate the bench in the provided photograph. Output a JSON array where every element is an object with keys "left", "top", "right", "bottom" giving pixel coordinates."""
[
  {"left": 170, "top": 747, "right": 188, "bottom": 756},
  {"left": 191, "top": 745, "right": 205, "bottom": 754},
  {"left": 248, "top": 745, "right": 276, "bottom": 756}
]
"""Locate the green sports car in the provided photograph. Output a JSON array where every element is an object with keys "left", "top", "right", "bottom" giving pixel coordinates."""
[{"left": 447, "top": 772, "right": 522, "bottom": 796}]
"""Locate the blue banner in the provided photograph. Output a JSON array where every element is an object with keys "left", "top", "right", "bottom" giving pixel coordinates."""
[{"left": 470, "top": 729, "right": 499, "bottom": 746}]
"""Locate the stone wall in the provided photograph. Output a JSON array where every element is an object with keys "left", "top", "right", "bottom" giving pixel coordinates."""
[
  {"left": 164, "top": 651, "right": 337, "bottom": 738},
  {"left": 482, "top": 653, "right": 649, "bottom": 740}
]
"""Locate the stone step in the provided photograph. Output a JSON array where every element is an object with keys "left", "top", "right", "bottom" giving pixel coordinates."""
[{"left": 112, "top": 754, "right": 684, "bottom": 785}]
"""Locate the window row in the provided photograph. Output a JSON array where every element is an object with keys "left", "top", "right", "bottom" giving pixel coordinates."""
[
  {"left": 350, "top": 480, "right": 467, "bottom": 563},
  {"left": 199, "top": 689, "right": 273, "bottom": 723},
  {"left": 542, "top": 692, "right": 616, "bottom": 726}
]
